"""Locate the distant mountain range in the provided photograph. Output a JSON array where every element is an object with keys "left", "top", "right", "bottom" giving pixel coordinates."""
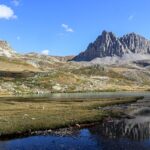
[
  {"left": 73, "top": 31, "right": 150, "bottom": 61},
  {"left": 0, "top": 33, "right": 150, "bottom": 95},
  {"left": 1, "top": 31, "right": 150, "bottom": 64}
]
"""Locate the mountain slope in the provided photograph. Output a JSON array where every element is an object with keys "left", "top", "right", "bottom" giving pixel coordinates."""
[
  {"left": 0, "top": 37, "right": 149, "bottom": 96},
  {"left": 0, "top": 41, "right": 16, "bottom": 57},
  {"left": 0, "top": 41, "right": 71, "bottom": 72},
  {"left": 72, "top": 31, "right": 150, "bottom": 61}
]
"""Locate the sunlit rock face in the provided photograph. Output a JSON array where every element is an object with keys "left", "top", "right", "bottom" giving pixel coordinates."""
[
  {"left": 73, "top": 31, "right": 150, "bottom": 61},
  {"left": 0, "top": 41, "right": 15, "bottom": 57}
]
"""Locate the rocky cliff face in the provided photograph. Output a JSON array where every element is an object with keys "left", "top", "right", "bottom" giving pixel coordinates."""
[
  {"left": 73, "top": 31, "right": 150, "bottom": 61},
  {"left": 0, "top": 41, "right": 15, "bottom": 57}
]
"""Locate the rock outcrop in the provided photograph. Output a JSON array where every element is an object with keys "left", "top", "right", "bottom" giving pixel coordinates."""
[
  {"left": 0, "top": 41, "right": 15, "bottom": 57},
  {"left": 73, "top": 31, "right": 150, "bottom": 61}
]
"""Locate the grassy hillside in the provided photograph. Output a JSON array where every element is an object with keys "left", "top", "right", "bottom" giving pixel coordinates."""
[
  {"left": 0, "top": 56, "right": 40, "bottom": 72},
  {"left": 0, "top": 54, "right": 149, "bottom": 96}
]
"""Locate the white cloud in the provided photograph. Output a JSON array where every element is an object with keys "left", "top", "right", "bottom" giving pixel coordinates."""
[
  {"left": 12, "top": 0, "right": 20, "bottom": 6},
  {"left": 128, "top": 14, "right": 135, "bottom": 21},
  {"left": 41, "top": 50, "right": 49, "bottom": 55},
  {"left": 62, "top": 24, "right": 74, "bottom": 33},
  {"left": 0, "top": 4, "right": 17, "bottom": 20}
]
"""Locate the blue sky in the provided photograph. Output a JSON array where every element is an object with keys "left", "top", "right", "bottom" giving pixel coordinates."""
[{"left": 0, "top": 0, "right": 150, "bottom": 56}]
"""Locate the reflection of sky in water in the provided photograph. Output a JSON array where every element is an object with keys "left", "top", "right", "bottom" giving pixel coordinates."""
[
  {"left": 1, "top": 120, "right": 150, "bottom": 150},
  {"left": 0, "top": 129, "right": 99, "bottom": 150},
  {"left": 0, "top": 92, "right": 150, "bottom": 150}
]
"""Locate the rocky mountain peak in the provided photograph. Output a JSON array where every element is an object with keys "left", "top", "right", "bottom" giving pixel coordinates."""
[
  {"left": 73, "top": 31, "right": 150, "bottom": 61},
  {"left": 100, "top": 31, "right": 117, "bottom": 43},
  {"left": 120, "top": 33, "right": 150, "bottom": 54},
  {"left": 0, "top": 40, "right": 15, "bottom": 57},
  {"left": 102, "top": 30, "right": 115, "bottom": 37}
]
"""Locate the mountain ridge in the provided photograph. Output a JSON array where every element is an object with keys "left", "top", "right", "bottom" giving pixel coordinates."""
[
  {"left": 0, "top": 35, "right": 150, "bottom": 95},
  {"left": 72, "top": 31, "right": 150, "bottom": 61}
]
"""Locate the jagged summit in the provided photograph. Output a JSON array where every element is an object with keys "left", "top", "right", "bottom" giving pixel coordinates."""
[
  {"left": 0, "top": 40, "right": 15, "bottom": 57},
  {"left": 73, "top": 31, "right": 150, "bottom": 61}
]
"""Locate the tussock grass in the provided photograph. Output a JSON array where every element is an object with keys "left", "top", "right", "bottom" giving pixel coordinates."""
[{"left": 0, "top": 96, "right": 142, "bottom": 137}]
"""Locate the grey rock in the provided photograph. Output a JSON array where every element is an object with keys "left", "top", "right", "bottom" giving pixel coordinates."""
[{"left": 73, "top": 31, "right": 150, "bottom": 61}]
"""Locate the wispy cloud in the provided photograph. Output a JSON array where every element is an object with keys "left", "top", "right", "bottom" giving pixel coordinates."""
[
  {"left": 61, "top": 24, "right": 74, "bottom": 33},
  {"left": 41, "top": 50, "right": 49, "bottom": 55},
  {"left": 12, "top": 0, "right": 20, "bottom": 6},
  {"left": 0, "top": 4, "right": 17, "bottom": 20},
  {"left": 128, "top": 14, "right": 135, "bottom": 21}
]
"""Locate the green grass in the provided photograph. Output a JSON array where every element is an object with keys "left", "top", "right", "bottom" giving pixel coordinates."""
[
  {"left": 0, "top": 56, "right": 32, "bottom": 67},
  {"left": 71, "top": 65, "right": 123, "bottom": 79},
  {"left": 0, "top": 96, "right": 143, "bottom": 137}
]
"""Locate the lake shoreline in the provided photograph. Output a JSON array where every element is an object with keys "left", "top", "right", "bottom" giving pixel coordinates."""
[
  {"left": 0, "top": 113, "right": 134, "bottom": 141},
  {"left": 0, "top": 96, "right": 142, "bottom": 140},
  {"left": 0, "top": 90, "right": 149, "bottom": 98}
]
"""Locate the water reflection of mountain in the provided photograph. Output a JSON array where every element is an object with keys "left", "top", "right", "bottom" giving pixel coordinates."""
[{"left": 89, "top": 117, "right": 150, "bottom": 141}]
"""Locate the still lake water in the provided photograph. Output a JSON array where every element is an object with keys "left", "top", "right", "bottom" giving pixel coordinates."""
[{"left": 0, "top": 92, "right": 150, "bottom": 150}]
